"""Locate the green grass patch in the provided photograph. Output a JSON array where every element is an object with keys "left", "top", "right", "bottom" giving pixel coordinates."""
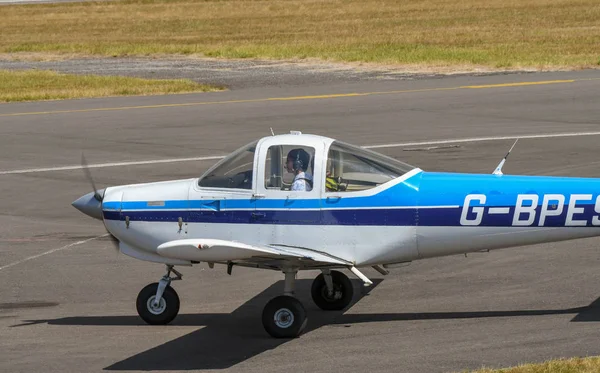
[
  {"left": 0, "top": 0, "right": 599, "bottom": 69},
  {"left": 466, "top": 357, "right": 600, "bottom": 373},
  {"left": 0, "top": 69, "right": 220, "bottom": 102}
]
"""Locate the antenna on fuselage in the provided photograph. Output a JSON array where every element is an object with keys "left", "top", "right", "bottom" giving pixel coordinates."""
[
  {"left": 492, "top": 138, "right": 519, "bottom": 176},
  {"left": 270, "top": 127, "right": 275, "bottom": 136}
]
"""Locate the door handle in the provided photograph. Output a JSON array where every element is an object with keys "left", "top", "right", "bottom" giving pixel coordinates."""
[{"left": 251, "top": 212, "right": 266, "bottom": 219}]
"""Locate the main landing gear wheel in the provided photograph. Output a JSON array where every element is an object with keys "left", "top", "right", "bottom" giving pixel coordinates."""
[
  {"left": 311, "top": 270, "right": 354, "bottom": 311},
  {"left": 262, "top": 295, "right": 307, "bottom": 338},
  {"left": 136, "top": 282, "right": 180, "bottom": 325}
]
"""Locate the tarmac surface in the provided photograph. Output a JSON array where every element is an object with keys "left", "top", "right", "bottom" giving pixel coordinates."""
[{"left": 1, "top": 70, "right": 600, "bottom": 372}]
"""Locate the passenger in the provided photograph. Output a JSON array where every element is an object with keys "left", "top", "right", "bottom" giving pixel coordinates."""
[
  {"left": 285, "top": 148, "right": 313, "bottom": 191},
  {"left": 324, "top": 158, "right": 340, "bottom": 192},
  {"left": 325, "top": 176, "right": 340, "bottom": 192}
]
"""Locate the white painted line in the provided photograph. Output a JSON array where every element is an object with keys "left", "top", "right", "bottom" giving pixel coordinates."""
[
  {"left": 0, "top": 234, "right": 108, "bottom": 271},
  {"left": 320, "top": 205, "right": 459, "bottom": 210},
  {"left": 488, "top": 207, "right": 511, "bottom": 214},
  {"left": 412, "top": 205, "right": 460, "bottom": 209},
  {"left": 0, "top": 156, "right": 225, "bottom": 175},
  {"left": 363, "top": 131, "right": 600, "bottom": 149},
  {"left": 2, "top": 131, "right": 600, "bottom": 175}
]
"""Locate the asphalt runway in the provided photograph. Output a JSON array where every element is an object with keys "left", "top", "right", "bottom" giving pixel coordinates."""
[{"left": 1, "top": 70, "right": 600, "bottom": 373}]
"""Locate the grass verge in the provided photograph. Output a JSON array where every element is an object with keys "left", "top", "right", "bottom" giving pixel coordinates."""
[
  {"left": 0, "top": 0, "right": 599, "bottom": 69},
  {"left": 0, "top": 69, "right": 220, "bottom": 102},
  {"left": 467, "top": 357, "right": 600, "bottom": 373}
]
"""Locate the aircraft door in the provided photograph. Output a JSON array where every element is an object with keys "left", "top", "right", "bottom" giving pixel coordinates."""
[{"left": 255, "top": 143, "right": 322, "bottom": 244}]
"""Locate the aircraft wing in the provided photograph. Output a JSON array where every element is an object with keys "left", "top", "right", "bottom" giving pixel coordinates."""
[{"left": 156, "top": 239, "right": 350, "bottom": 269}]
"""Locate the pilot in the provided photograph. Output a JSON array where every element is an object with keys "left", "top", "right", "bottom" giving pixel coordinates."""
[{"left": 285, "top": 148, "right": 313, "bottom": 191}]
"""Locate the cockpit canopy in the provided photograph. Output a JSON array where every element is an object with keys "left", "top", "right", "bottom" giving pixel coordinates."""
[
  {"left": 198, "top": 140, "right": 258, "bottom": 190},
  {"left": 324, "top": 141, "right": 413, "bottom": 192},
  {"left": 198, "top": 135, "right": 415, "bottom": 192}
]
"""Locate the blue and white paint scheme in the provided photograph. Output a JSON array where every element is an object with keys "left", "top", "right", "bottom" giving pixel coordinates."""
[{"left": 72, "top": 132, "right": 600, "bottom": 338}]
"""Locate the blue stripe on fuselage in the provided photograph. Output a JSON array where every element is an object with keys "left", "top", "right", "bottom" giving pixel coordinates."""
[
  {"left": 104, "top": 208, "right": 417, "bottom": 226},
  {"left": 103, "top": 205, "right": 600, "bottom": 227}
]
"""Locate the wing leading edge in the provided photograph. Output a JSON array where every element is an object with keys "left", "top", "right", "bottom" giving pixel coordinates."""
[{"left": 156, "top": 238, "right": 351, "bottom": 269}]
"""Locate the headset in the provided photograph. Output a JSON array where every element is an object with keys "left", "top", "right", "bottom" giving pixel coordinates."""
[
  {"left": 289, "top": 148, "right": 309, "bottom": 172},
  {"left": 293, "top": 151, "right": 304, "bottom": 171}
]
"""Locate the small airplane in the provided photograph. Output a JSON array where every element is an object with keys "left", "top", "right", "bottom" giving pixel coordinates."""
[{"left": 73, "top": 131, "right": 600, "bottom": 338}]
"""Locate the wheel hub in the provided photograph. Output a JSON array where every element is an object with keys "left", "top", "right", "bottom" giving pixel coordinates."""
[
  {"left": 274, "top": 308, "right": 294, "bottom": 328},
  {"left": 146, "top": 295, "right": 166, "bottom": 315},
  {"left": 321, "top": 285, "right": 342, "bottom": 301}
]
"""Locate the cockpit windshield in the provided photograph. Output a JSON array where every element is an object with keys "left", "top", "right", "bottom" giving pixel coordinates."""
[{"left": 198, "top": 141, "right": 258, "bottom": 190}]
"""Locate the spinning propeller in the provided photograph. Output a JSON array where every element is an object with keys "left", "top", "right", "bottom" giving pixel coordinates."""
[
  {"left": 81, "top": 154, "right": 105, "bottom": 202},
  {"left": 73, "top": 153, "right": 119, "bottom": 252}
]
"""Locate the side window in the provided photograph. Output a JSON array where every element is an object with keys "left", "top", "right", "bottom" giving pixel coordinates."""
[
  {"left": 325, "top": 141, "right": 414, "bottom": 192},
  {"left": 264, "top": 145, "right": 315, "bottom": 192},
  {"left": 198, "top": 142, "right": 257, "bottom": 189}
]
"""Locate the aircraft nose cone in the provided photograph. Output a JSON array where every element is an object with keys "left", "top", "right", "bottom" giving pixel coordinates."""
[{"left": 72, "top": 190, "right": 105, "bottom": 220}]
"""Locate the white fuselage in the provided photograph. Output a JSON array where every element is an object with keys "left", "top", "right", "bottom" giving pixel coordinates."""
[{"left": 101, "top": 169, "right": 600, "bottom": 268}]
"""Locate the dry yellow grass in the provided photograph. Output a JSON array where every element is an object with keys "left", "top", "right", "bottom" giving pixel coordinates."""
[
  {"left": 465, "top": 357, "right": 600, "bottom": 373},
  {"left": 0, "top": 0, "right": 598, "bottom": 69},
  {"left": 0, "top": 69, "right": 220, "bottom": 102}
]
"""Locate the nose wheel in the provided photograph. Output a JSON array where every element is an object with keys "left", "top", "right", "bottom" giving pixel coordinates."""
[
  {"left": 136, "top": 282, "right": 180, "bottom": 325},
  {"left": 136, "top": 265, "right": 182, "bottom": 325}
]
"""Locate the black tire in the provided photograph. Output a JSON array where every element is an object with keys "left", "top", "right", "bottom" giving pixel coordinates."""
[
  {"left": 262, "top": 295, "right": 307, "bottom": 338},
  {"left": 311, "top": 270, "right": 354, "bottom": 311},
  {"left": 136, "top": 282, "right": 180, "bottom": 325}
]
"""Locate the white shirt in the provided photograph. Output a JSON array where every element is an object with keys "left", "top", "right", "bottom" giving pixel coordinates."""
[{"left": 291, "top": 171, "right": 313, "bottom": 191}]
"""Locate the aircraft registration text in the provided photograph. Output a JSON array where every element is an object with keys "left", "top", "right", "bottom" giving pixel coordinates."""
[{"left": 460, "top": 194, "right": 600, "bottom": 227}]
